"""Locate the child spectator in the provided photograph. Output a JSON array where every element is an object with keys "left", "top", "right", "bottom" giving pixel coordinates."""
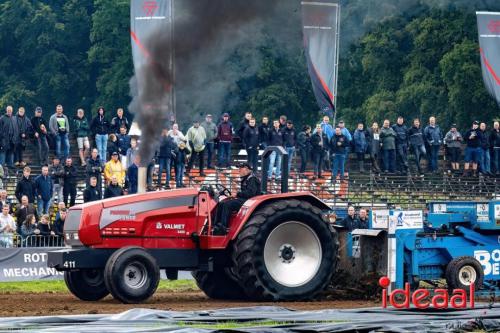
[
  {"left": 38, "top": 214, "right": 55, "bottom": 246},
  {"left": 176, "top": 141, "right": 190, "bottom": 188}
]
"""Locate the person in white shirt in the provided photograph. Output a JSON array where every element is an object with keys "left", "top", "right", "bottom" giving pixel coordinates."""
[
  {"left": 167, "top": 123, "right": 186, "bottom": 146},
  {"left": 0, "top": 205, "right": 16, "bottom": 247}
]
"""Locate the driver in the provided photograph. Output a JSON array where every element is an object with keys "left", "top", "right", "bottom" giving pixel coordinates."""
[{"left": 214, "top": 162, "right": 261, "bottom": 235}]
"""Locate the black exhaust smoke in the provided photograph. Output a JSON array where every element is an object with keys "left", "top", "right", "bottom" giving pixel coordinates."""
[{"left": 129, "top": 0, "right": 284, "bottom": 166}]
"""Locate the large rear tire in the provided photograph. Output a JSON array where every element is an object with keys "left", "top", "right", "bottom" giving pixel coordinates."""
[
  {"left": 64, "top": 269, "right": 109, "bottom": 301},
  {"left": 104, "top": 247, "right": 160, "bottom": 304},
  {"left": 192, "top": 266, "right": 246, "bottom": 300},
  {"left": 233, "top": 199, "right": 338, "bottom": 301}
]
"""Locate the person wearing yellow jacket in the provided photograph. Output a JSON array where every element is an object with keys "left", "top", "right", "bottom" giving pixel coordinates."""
[{"left": 104, "top": 152, "right": 125, "bottom": 185}]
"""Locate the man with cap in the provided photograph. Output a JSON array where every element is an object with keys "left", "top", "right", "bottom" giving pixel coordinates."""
[
  {"left": 217, "top": 113, "right": 233, "bottom": 168},
  {"left": 214, "top": 162, "right": 261, "bottom": 235},
  {"left": 186, "top": 119, "right": 207, "bottom": 176},
  {"left": 201, "top": 114, "right": 217, "bottom": 169},
  {"left": 104, "top": 151, "right": 126, "bottom": 185},
  {"left": 444, "top": 124, "right": 463, "bottom": 172},
  {"left": 463, "top": 121, "right": 483, "bottom": 177},
  {"left": 31, "top": 106, "right": 49, "bottom": 166}
]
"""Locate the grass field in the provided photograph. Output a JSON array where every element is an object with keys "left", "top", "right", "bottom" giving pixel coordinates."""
[{"left": 0, "top": 279, "right": 198, "bottom": 294}]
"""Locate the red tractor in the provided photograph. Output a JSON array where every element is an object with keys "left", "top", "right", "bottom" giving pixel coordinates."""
[{"left": 48, "top": 148, "right": 339, "bottom": 303}]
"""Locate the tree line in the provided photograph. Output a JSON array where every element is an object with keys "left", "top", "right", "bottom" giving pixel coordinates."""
[{"left": 0, "top": 1, "right": 498, "bottom": 130}]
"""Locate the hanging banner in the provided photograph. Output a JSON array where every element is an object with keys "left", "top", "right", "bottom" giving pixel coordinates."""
[
  {"left": 477, "top": 12, "right": 500, "bottom": 105},
  {"left": 130, "top": 0, "right": 172, "bottom": 72},
  {"left": 301, "top": 1, "right": 340, "bottom": 118}
]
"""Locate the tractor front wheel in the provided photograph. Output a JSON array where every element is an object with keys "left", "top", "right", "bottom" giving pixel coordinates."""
[
  {"left": 233, "top": 199, "right": 338, "bottom": 301},
  {"left": 104, "top": 247, "right": 160, "bottom": 304},
  {"left": 64, "top": 269, "right": 109, "bottom": 301},
  {"left": 445, "top": 256, "right": 484, "bottom": 290}
]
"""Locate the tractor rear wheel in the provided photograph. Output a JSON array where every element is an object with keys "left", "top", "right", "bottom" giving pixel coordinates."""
[
  {"left": 445, "top": 256, "right": 484, "bottom": 290},
  {"left": 233, "top": 199, "right": 338, "bottom": 301},
  {"left": 192, "top": 266, "right": 246, "bottom": 300},
  {"left": 104, "top": 247, "right": 160, "bottom": 304},
  {"left": 64, "top": 269, "right": 109, "bottom": 301}
]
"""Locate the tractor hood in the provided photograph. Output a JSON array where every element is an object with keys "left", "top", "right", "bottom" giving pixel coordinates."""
[{"left": 66, "top": 189, "right": 200, "bottom": 247}]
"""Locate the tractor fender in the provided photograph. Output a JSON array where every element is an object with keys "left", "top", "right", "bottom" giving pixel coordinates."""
[{"left": 230, "top": 191, "right": 330, "bottom": 241}]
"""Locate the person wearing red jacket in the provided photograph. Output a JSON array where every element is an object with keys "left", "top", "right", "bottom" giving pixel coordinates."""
[{"left": 217, "top": 113, "right": 233, "bottom": 168}]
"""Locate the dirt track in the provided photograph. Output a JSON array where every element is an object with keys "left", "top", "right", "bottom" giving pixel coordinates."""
[{"left": 0, "top": 291, "right": 378, "bottom": 317}]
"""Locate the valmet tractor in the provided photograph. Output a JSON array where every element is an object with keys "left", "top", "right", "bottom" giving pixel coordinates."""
[{"left": 48, "top": 147, "right": 339, "bottom": 304}]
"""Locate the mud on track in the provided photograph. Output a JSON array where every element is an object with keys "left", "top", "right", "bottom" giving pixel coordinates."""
[{"left": 0, "top": 291, "right": 378, "bottom": 317}]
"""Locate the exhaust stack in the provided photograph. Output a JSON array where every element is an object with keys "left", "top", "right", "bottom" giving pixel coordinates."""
[{"left": 138, "top": 167, "right": 148, "bottom": 193}]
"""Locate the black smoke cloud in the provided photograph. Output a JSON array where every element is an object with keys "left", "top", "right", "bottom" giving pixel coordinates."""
[{"left": 129, "top": 0, "right": 298, "bottom": 165}]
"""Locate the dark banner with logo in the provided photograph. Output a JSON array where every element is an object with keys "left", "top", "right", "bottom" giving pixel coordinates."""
[
  {"left": 130, "top": 0, "right": 172, "bottom": 89},
  {"left": 477, "top": 11, "right": 500, "bottom": 105},
  {"left": 0, "top": 248, "right": 65, "bottom": 281},
  {"left": 302, "top": 0, "right": 340, "bottom": 118}
]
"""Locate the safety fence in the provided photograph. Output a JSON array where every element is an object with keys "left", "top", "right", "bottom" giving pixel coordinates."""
[{"left": 0, "top": 234, "right": 64, "bottom": 249}]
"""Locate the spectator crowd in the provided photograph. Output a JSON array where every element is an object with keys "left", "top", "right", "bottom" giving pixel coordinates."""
[{"left": 0, "top": 103, "right": 499, "bottom": 247}]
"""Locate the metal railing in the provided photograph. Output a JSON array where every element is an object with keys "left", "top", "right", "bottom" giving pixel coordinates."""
[{"left": 0, "top": 234, "right": 65, "bottom": 248}]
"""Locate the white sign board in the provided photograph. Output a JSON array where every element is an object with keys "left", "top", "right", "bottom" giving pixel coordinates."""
[
  {"left": 495, "top": 205, "right": 500, "bottom": 220},
  {"left": 391, "top": 210, "right": 423, "bottom": 230},
  {"left": 477, "top": 203, "right": 490, "bottom": 222},
  {"left": 433, "top": 203, "right": 447, "bottom": 213},
  {"left": 371, "top": 210, "right": 390, "bottom": 229}
]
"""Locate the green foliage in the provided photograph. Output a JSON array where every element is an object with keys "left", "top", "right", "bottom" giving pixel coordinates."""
[
  {"left": 338, "top": 7, "right": 499, "bottom": 129},
  {"left": 0, "top": 1, "right": 498, "bottom": 129}
]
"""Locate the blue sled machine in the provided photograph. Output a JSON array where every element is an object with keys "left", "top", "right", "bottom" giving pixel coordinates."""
[{"left": 336, "top": 200, "right": 500, "bottom": 295}]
